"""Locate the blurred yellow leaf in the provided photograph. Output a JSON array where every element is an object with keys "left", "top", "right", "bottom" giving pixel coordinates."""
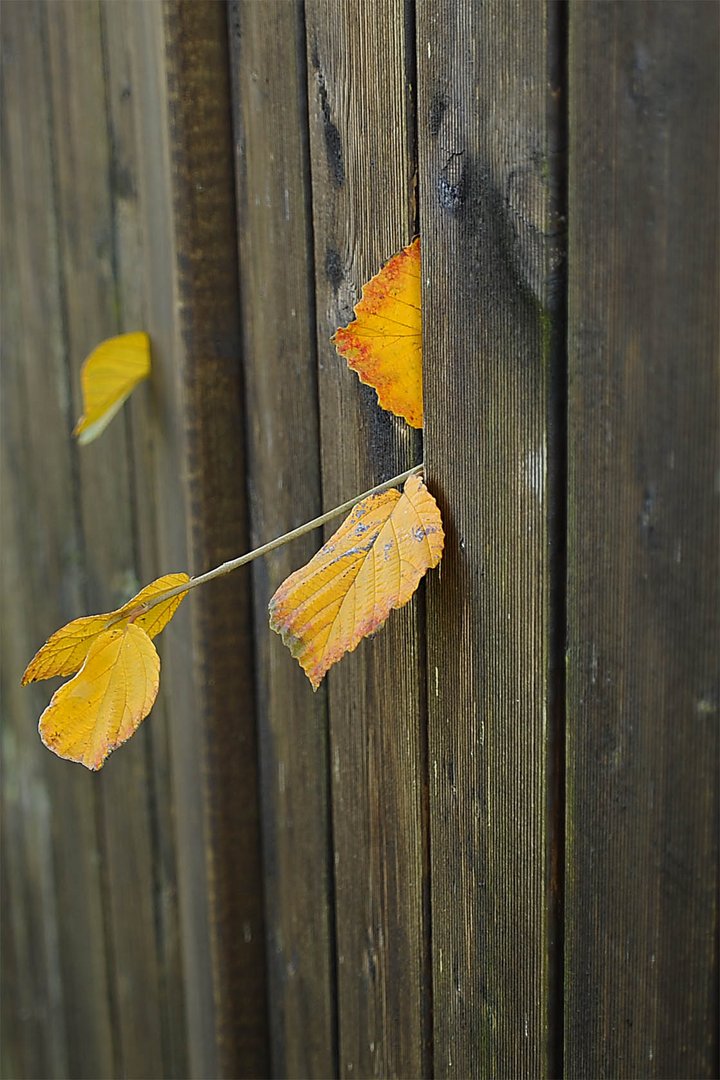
[
  {"left": 269, "top": 473, "right": 443, "bottom": 688},
  {"left": 73, "top": 331, "right": 151, "bottom": 444},
  {"left": 22, "top": 573, "right": 189, "bottom": 685},
  {"left": 332, "top": 238, "right": 422, "bottom": 428},
  {"left": 38, "top": 624, "right": 160, "bottom": 771}
]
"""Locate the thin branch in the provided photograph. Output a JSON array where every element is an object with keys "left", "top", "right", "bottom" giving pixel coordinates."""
[{"left": 116, "top": 463, "right": 425, "bottom": 621}]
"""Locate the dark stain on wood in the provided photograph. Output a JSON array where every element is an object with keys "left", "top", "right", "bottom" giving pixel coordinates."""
[
  {"left": 428, "top": 90, "right": 448, "bottom": 139},
  {"left": 418, "top": 0, "right": 561, "bottom": 1075},
  {"left": 311, "top": 47, "right": 345, "bottom": 189},
  {"left": 325, "top": 246, "right": 345, "bottom": 291}
]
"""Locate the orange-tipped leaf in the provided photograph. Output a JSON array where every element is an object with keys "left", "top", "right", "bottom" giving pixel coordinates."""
[
  {"left": 332, "top": 238, "right": 422, "bottom": 428},
  {"left": 269, "top": 473, "right": 443, "bottom": 688}
]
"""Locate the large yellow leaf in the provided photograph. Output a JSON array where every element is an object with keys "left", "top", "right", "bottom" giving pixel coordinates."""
[
  {"left": 269, "top": 473, "right": 443, "bottom": 688},
  {"left": 73, "top": 331, "right": 151, "bottom": 444},
  {"left": 38, "top": 624, "right": 160, "bottom": 771},
  {"left": 22, "top": 573, "right": 189, "bottom": 685},
  {"left": 332, "top": 238, "right": 422, "bottom": 428}
]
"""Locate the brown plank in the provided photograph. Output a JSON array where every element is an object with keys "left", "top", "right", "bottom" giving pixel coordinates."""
[
  {"left": 0, "top": 268, "right": 67, "bottom": 1080},
  {"left": 417, "top": 1, "right": 564, "bottom": 1075},
  {"left": 228, "top": 3, "right": 336, "bottom": 1077},
  {"left": 101, "top": 4, "right": 189, "bottom": 1074},
  {"left": 565, "top": 3, "right": 719, "bottom": 1076},
  {"left": 44, "top": 4, "right": 167, "bottom": 1076},
  {"left": 125, "top": 6, "right": 218, "bottom": 1073},
  {"left": 129, "top": 1, "right": 269, "bottom": 1074},
  {"left": 303, "top": 2, "right": 428, "bottom": 1076},
  {"left": 0, "top": 56, "right": 68, "bottom": 1079},
  {"left": 1, "top": 4, "right": 114, "bottom": 1077}
]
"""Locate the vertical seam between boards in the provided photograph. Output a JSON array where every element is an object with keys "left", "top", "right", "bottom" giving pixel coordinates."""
[
  {"left": 297, "top": 2, "right": 341, "bottom": 1075},
  {"left": 406, "top": 1, "right": 434, "bottom": 1077},
  {"left": 547, "top": 1, "right": 569, "bottom": 1077}
]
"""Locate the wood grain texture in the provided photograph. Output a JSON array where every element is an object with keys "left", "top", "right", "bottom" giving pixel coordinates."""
[
  {"left": 565, "top": 4, "right": 719, "bottom": 1077},
  {"left": 126, "top": 7, "right": 219, "bottom": 1074},
  {"left": 3, "top": 2, "right": 268, "bottom": 1075},
  {"left": 228, "top": 3, "right": 336, "bottom": 1077},
  {"left": 159, "top": 2, "right": 269, "bottom": 1075},
  {"left": 303, "top": 1, "right": 429, "bottom": 1075},
  {"left": 122, "top": 2, "right": 269, "bottom": 1075},
  {"left": 1, "top": 5, "right": 114, "bottom": 1077},
  {"left": 102, "top": 4, "right": 189, "bottom": 1075},
  {"left": 417, "top": 1, "right": 564, "bottom": 1075},
  {"left": 0, "top": 34, "right": 71, "bottom": 1076},
  {"left": 44, "top": 5, "right": 168, "bottom": 1075}
]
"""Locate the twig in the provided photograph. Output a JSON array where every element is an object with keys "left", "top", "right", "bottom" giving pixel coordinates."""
[{"left": 116, "top": 463, "right": 425, "bottom": 620}]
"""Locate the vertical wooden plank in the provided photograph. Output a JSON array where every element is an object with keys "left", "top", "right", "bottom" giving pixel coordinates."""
[
  {"left": 303, "top": 1, "right": 428, "bottom": 1076},
  {"left": 126, "top": 7, "right": 218, "bottom": 1074},
  {"left": 566, "top": 3, "right": 719, "bottom": 1077},
  {"left": 44, "top": 4, "right": 167, "bottom": 1075},
  {"left": 101, "top": 3, "right": 189, "bottom": 1074},
  {"left": 161, "top": 3, "right": 269, "bottom": 1069},
  {"left": 417, "top": 1, "right": 563, "bottom": 1075},
  {"left": 1, "top": 5, "right": 118, "bottom": 1077},
  {"left": 228, "top": 3, "right": 335, "bottom": 1077},
  {"left": 0, "top": 275, "right": 67, "bottom": 1080},
  {"left": 129, "top": 2, "right": 269, "bottom": 1075},
  {"left": 0, "top": 48, "right": 69, "bottom": 1077}
]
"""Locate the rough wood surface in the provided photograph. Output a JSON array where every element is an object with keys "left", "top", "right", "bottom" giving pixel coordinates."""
[
  {"left": 2, "top": 2, "right": 269, "bottom": 1076},
  {"left": 125, "top": 7, "right": 222, "bottom": 1074},
  {"left": 417, "top": 1, "right": 563, "bottom": 1075},
  {"left": 303, "top": 1, "right": 429, "bottom": 1075},
  {"left": 44, "top": 5, "right": 167, "bottom": 1075},
  {"left": 0, "top": 29, "right": 76, "bottom": 1072},
  {"left": 4, "top": 2, "right": 718, "bottom": 1076},
  {"left": 1, "top": 7, "right": 114, "bottom": 1077},
  {"left": 102, "top": 4, "right": 189, "bottom": 1074},
  {"left": 132, "top": 2, "right": 269, "bottom": 1074},
  {"left": 565, "top": 4, "right": 719, "bottom": 1077},
  {"left": 228, "top": 3, "right": 336, "bottom": 1077}
]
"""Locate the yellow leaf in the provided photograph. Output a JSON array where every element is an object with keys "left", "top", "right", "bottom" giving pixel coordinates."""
[
  {"left": 269, "top": 473, "right": 443, "bottom": 688},
  {"left": 73, "top": 331, "right": 151, "bottom": 444},
  {"left": 38, "top": 624, "right": 160, "bottom": 771},
  {"left": 332, "top": 238, "right": 422, "bottom": 428},
  {"left": 22, "top": 573, "right": 189, "bottom": 685}
]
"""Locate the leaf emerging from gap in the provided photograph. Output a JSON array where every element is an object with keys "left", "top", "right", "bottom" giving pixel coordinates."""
[
  {"left": 73, "top": 331, "right": 151, "bottom": 444},
  {"left": 332, "top": 238, "right": 422, "bottom": 428},
  {"left": 38, "top": 624, "right": 160, "bottom": 771},
  {"left": 22, "top": 573, "right": 189, "bottom": 685},
  {"left": 268, "top": 473, "right": 443, "bottom": 688}
]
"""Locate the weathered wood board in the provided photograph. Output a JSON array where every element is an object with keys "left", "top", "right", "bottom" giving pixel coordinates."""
[
  {"left": 130, "top": 2, "right": 269, "bottom": 1074},
  {"left": 417, "top": 0, "right": 565, "bottom": 1075},
  {"left": 2, "top": 6, "right": 116, "bottom": 1076},
  {"left": 304, "top": 1, "right": 429, "bottom": 1075},
  {"left": 3, "top": 1, "right": 718, "bottom": 1077},
  {"left": 44, "top": 5, "right": 167, "bottom": 1074},
  {"left": 228, "top": 2, "right": 335, "bottom": 1076},
  {"left": 565, "top": 3, "right": 719, "bottom": 1077}
]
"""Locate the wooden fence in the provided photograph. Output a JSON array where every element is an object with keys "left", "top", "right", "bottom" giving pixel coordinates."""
[{"left": 1, "top": 2, "right": 717, "bottom": 1078}]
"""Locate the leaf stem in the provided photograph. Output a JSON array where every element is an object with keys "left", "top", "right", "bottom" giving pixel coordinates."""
[{"left": 130, "top": 463, "right": 425, "bottom": 617}]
